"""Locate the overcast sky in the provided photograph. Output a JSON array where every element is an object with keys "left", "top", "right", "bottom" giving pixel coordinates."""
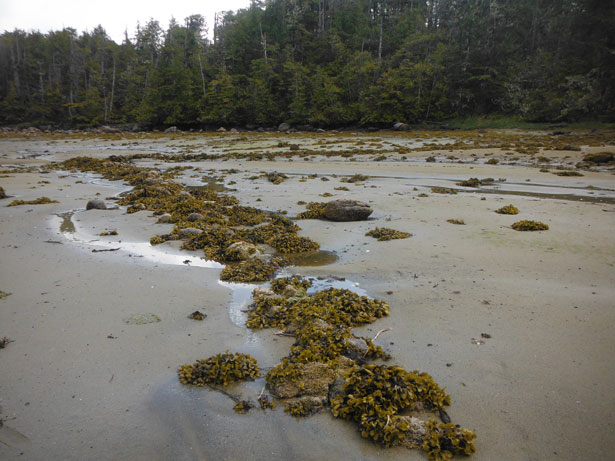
[{"left": 0, "top": 0, "right": 252, "bottom": 43}]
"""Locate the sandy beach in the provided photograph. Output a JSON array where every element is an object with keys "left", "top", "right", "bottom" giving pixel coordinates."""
[{"left": 1, "top": 129, "right": 614, "bottom": 460}]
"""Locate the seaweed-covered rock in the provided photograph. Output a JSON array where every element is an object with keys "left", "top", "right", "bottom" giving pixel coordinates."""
[
  {"left": 86, "top": 199, "right": 107, "bottom": 210},
  {"left": 225, "top": 241, "right": 261, "bottom": 261},
  {"left": 0, "top": 186, "right": 6, "bottom": 199},
  {"left": 323, "top": 200, "right": 373, "bottom": 222}
]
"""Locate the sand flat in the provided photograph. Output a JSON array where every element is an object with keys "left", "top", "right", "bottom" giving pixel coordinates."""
[{"left": 1, "top": 130, "right": 614, "bottom": 460}]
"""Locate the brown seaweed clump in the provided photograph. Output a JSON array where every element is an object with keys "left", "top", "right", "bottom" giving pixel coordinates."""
[
  {"left": 178, "top": 351, "right": 260, "bottom": 386},
  {"left": 0, "top": 336, "right": 14, "bottom": 349},
  {"left": 422, "top": 420, "right": 477, "bottom": 460},
  {"left": 447, "top": 219, "right": 465, "bottom": 225},
  {"left": 296, "top": 201, "right": 326, "bottom": 219},
  {"left": 0, "top": 186, "right": 6, "bottom": 199},
  {"left": 188, "top": 310, "right": 207, "bottom": 320},
  {"left": 7, "top": 196, "right": 59, "bottom": 206},
  {"left": 99, "top": 230, "right": 119, "bottom": 236},
  {"left": 553, "top": 171, "right": 583, "bottom": 177},
  {"left": 366, "top": 227, "right": 412, "bottom": 241},
  {"left": 220, "top": 258, "right": 286, "bottom": 283},
  {"left": 456, "top": 178, "right": 494, "bottom": 188},
  {"left": 511, "top": 220, "right": 549, "bottom": 231},
  {"left": 495, "top": 204, "right": 519, "bottom": 215},
  {"left": 341, "top": 174, "right": 369, "bottom": 183},
  {"left": 431, "top": 187, "right": 458, "bottom": 195},
  {"left": 266, "top": 171, "right": 288, "bottom": 184}
]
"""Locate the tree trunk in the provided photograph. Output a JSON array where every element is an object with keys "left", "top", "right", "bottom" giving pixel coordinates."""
[
  {"left": 198, "top": 51, "right": 207, "bottom": 98},
  {"left": 109, "top": 54, "right": 116, "bottom": 116}
]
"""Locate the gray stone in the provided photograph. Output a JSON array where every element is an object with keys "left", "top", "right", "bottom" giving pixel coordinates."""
[
  {"left": 278, "top": 122, "right": 291, "bottom": 131},
  {"left": 157, "top": 213, "right": 172, "bottom": 223},
  {"left": 164, "top": 126, "right": 178, "bottom": 133},
  {"left": 322, "top": 200, "right": 373, "bottom": 222},
  {"left": 187, "top": 212, "right": 204, "bottom": 222},
  {"left": 86, "top": 199, "right": 107, "bottom": 210},
  {"left": 178, "top": 227, "right": 203, "bottom": 237}
]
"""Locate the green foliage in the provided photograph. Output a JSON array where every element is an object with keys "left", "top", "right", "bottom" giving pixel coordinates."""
[{"left": 1, "top": 1, "right": 612, "bottom": 127}]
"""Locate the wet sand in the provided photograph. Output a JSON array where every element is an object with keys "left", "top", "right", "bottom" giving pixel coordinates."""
[{"left": 1, "top": 131, "right": 614, "bottom": 460}]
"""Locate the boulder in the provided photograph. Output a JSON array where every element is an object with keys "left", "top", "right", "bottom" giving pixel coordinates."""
[
  {"left": 157, "top": 213, "right": 172, "bottom": 223},
  {"left": 86, "top": 199, "right": 107, "bottom": 210},
  {"left": 217, "top": 127, "right": 227, "bottom": 132},
  {"left": 99, "top": 125, "right": 120, "bottom": 133},
  {"left": 393, "top": 122, "right": 409, "bottom": 131},
  {"left": 187, "top": 212, "right": 204, "bottom": 222},
  {"left": 164, "top": 126, "right": 178, "bottom": 133},
  {"left": 0, "top": 186, "right": 6, "bottom": 199},
  {"left": 322, "top": 200, "right": 373, "bottom": 222},
  {"left": 177, "top": 227, "right": 203, "bottom": 237},
  {"left": 230, "top": 128, "right": 239, "bottom": 133},
  {"left": 278, "top": 122, "right": 291, "bottom": 131}
]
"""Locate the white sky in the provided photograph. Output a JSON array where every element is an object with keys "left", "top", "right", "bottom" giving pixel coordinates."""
[{"left": 0, "top": 0, "right": 252, "bottom": 43}]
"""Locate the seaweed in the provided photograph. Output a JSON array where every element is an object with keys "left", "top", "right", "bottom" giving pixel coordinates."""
[
  {"left": 366, "top": 227, "right": 412, "bottom": 241},
  {"left": 188, "top": 310, "right": 207, "bottom": 320},
  {"left": 553, "top": 171, "right": 583, "bottom": 177},
  {"left": 0, "top": 336, "right": 14, "bottom": 349},
  {"left": 99, "top": 230, "right": 118, "bottom": 236},
  {"left": 494, "top": 205, "right": 519, "bottom": 215},
  {"left": 296, "top": 201, "right": 326, "bottom": 219},
  {"left": 341, "top": 174, "right": 368, "bottom": 183},
  {"left": 422, "top": 421, "right": 476, "bottom": 460},
  {"left": 178, "top": 351, "right": 260, "bottom": 386},
  {"left": 447, "top": 219, "right": 465, "bottom": 225},
  {"left": 431, "top": 187, "right": 458, "bottom": 195},
  {"left": 511, "top": 220, "right": 549, "bottom": 231},
  {"left": 220, "top": 258, "right": 286, "bottom": 283},
  {"left": 7, "top": 196, "right": 58, "bottom": 206}
]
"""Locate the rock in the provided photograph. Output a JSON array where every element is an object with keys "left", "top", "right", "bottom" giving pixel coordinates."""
[
  {"left": 164, "top": 126, "right": 178, "bottom": 133},
  {"left": 253, "top": 287, "right": 275, "bottom": 297},
  {"left": 346, "top": 337, "right": 369, "bottom": 355},
  {"left": 99, "top": 125, "right": 120, "bottom": 133},
  {"left": 217, "top": 127, "right": 227, "bottom": 132},
  {"left": 157, "top": 213, "right": 172, "bottom": 223},
  {"left": 0, "top": 186, "right": 6, "bottom": 199},
  {"left": 393, "top": 122, "right": 409, "bottom": 131},
  {"left": 322, "top": 200, "right": 373, "bottom": 222},
  {"left": 230, "top": 128, "right": 239, "bottom": 133},
  {"left": 278, "top": 122, "right": 291, "bottom": 131},
  {"left": 282, "top": 285, "right": 298, "bottom": 298},
  {"left": 177, "top": 227, "right": 203, "bottom": 237},
  {"left": 245, "top": 124, "right": 256, "bottom": 130},
  {"left": 225, "top": 241, "right": 261, "bottom": 261},
  {"left": 86, "top": 199, "right": 107, "bottom": 210},
  {"left": 316, "top": 128, "right": 326, "bottom": 133},
  {"left": 187, "top": 212, "right": 204, "bottom": 222}
]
